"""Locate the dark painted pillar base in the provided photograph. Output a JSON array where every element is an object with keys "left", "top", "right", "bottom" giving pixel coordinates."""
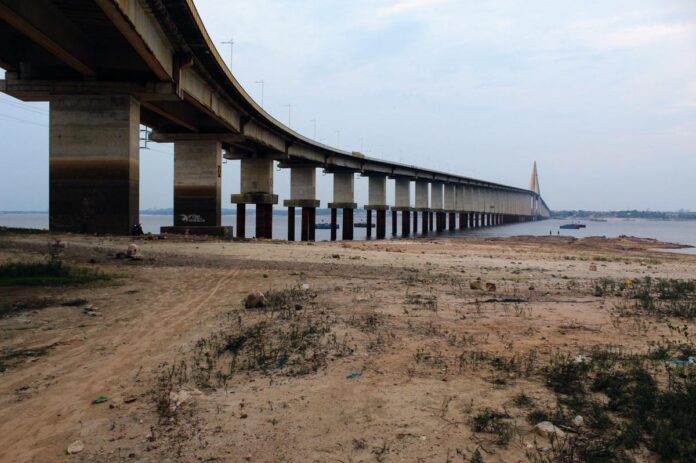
[
  {"left": 391, "top": 210, "right": 398, "bottom": 236},
  {"left": 366, "top": 210, "right": 373, "bottom": 239},
  {"left": 413, "top": 211, "right": 418, "bottom": 234},
  {"left": 236, "top": 204, "right": 246, "bottom": 238},
  {"left": 301, "top": 207, "right": 316, "bottom": 241},
  {"left": 309, "top": 208, "right": 316, "bottom": 241},
  {"left": 422, "top": 211, "right": 428, "bottom": 234},
  {"left": 376, "top": 210, "right": 386, "bottom": 239},
  {"left": 287, "top": 207, "right": 295, "bottom": 241},
  {"left": 429, "top": 212, "right": 434, "bottom": 231},
  {"left": 436, "top": 212, "right": 445, "bottom": 232},
  {"left": 330, "top": 208, "right": 337, "bottom": 241},
  {"left": 256, "top": 204, "right": 273, "bottom": 239},
  {"left": 402, "top": 211, "right": 411, "bottom": 236},
  {"left": 342, "top": 208, "right": 354, "bottom": 240},
  {"left": 448, "top": 212, "right": 456, "bottom": 231}
]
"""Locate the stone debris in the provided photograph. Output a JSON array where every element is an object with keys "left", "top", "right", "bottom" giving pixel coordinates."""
[
  {"left": 244, "top": 292, "right": 267, "bottom": 309},
  {"left": 589, "top": 264, "right": 598, "bottom": 271},
  {"left": 470, "top": 279, "right": 482, "bottom": 290},
  {"left": 169, "top": 388, "right": 201, "bottom": 412},
  {"left": 534, "top": 421, "right": 566, "bottom": 439},
  {"left": 66, "top": 440, "right": 84, "bottom": 454},
  {"left": 126, "top": 244, "right": 143, "bottom": 260},
  {"left": 82, "top": 306, "right": 99, "bottom": 316},
  {"left": 485, "top": 282, "right": 497, "bottom": 292},
  {"left": 572, "top": 415, "right": 584, "bottom": 427}
]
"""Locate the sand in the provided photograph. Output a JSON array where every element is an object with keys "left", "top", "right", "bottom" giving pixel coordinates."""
[{"left": 0, "top": 232, "right": 694, "bottom": 462}]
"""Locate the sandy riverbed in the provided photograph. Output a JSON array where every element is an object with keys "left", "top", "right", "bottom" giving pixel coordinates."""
[{"left": 0, "top": 232, "right": 694, "bottom": 462}]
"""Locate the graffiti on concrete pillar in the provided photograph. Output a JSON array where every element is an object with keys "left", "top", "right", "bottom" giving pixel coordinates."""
[{"left": 180, "top": 214, "right": 205, "bottom": 223}]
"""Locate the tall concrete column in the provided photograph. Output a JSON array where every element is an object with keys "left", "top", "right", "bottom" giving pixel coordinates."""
[
  {"left": 328, "top": 170, "right": 357, "bottom": 240},
  {"left": 393, "top": 177, "right": 412, "bottom": 237},
  {"left": 231, "top": 158, "right": 278, "bottom": 239},
  {"left": 283, "top": 166, "right": 319, "bottom": 241},
  {"left": 456, "top": 184, "right": 466, "bottom": 230},
  {"left": 161, "top": 140, "right": 232, "bottom": 237},
  {"left": 365, "top": 174, "right": 388, "bottom": 239},
  {"left": 444, "top": 183, "right": 456, "bottom": 231},
  {"left": 49, "top": 95, "right": 139, "bottom": 235},
  {"left": 431, "top": 181, "right": 445, "bottom": 232},
  {"left": 415, "top": 180, "right": 429, "bottom": 235}
]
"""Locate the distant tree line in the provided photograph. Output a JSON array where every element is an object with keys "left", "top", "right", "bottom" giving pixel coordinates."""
[{"left": 551, "top": 210, "right": 696, "bottom": 220}]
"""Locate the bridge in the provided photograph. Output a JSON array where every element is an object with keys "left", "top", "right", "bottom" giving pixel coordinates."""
[{"left": 0, "top": 0, "right": 550, "bottom": 240}]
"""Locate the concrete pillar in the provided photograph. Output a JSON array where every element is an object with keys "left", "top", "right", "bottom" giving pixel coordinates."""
[
  {"left": 231, "top": 158, "right": 278, "bottom": 239},
  {"left": 161, "top": 140, "right": 232, "bottom": 237},
  {"left": 444, "top": 184, "right": 456, "bottom": 231},
  {"left": 173, "top": 140, "right": 221, "bottom": 226},
  {"left": 329, "top": 170, "right": 357, "bottom": 240},
  {"left": 287, "top": 207, "right": 295, "bottom": 241},
  {"left": 431, "top": 182, "right": 445, "bottom": 232},
  {"left": 415, "top": 179, "right": 429, "bottom": 235},
  {"left": 330, "top": 208, "right": 337, "bottom": 241},
  {"left": 284, "top": 166, "right": 319, "bottom": 241},
  {"left": 49, "top": 95, "right": 139, "bottom": 235},
  {"left": 365, "top": 174, "right": 388, "bottom": 239},
  {"left": 391, "top": 210, "right": 398, "bottom": 236},
  {"left": 393, "top": 177, "right": 412, "bottom": 237}
]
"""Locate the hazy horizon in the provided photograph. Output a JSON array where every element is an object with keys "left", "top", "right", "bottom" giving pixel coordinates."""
[{"left": 1, "top": 0, "right": 695, "bottom": 212}]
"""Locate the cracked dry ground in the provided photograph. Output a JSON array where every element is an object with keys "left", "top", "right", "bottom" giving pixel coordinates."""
[{"left": 0, "top": 233, "right": 694, "bottom": 462}]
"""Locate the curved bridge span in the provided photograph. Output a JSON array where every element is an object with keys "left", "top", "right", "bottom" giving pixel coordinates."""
[{"left": 0, "top": 0, "right": 550, "bottom": 239}]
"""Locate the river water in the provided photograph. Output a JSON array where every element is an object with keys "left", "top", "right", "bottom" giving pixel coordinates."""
[{"left": 1, "top": 213, "right": 695, "bottom": 253}]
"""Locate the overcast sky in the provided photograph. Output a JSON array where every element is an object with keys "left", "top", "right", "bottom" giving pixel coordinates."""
[{"left": 1, "top": 0, "right": 695, "bottom": 211}]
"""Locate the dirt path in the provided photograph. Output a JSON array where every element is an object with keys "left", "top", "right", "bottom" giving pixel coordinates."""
[{"left": 0, "top": 264, "right": 244, "bottom": 462}]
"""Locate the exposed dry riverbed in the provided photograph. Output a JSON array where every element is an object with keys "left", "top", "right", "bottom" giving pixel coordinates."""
[{"left": 0, "top": 232, "right": 695, "bottom": 462}]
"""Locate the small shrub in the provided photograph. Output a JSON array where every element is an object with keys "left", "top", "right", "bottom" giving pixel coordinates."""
[{"left": 472, "top": 409, "right": 514, "bottom": 445}]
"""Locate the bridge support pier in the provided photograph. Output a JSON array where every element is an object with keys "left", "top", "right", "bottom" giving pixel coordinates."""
[
  {"left": 365, "top": 174, "right": 388, "bottom": 240},
  {"left": 283, "top": 166, "right": 319, "bottom": 242},
  {"left": 393, "top": 177, "right": 412, "bottom": 237},
  {"left": 391, "top": 210, "right": 398, "bottom": 236},
  {"left": 448, "top": 212, "right": 456, "bottom": 231},
  {"left": 402, "top": 211, "right": 411, "bottom": 236},
  {"left": 459, "top": 213, "right": 466, "bottom": 230},
  {"left": 49, "top": 95, "right": 140, "bottom": 235},
  {"left": 231, "top": 158, "right": 277, "bottom": 239},
  {"left": 412, "top": 211, "right": 418, "bottom": 234},
  {"left": 376, "top": 209, "right": 387, "bottom": 239},
  {"left": 161, "top": 139, "right": 232, "bottom": 238},
  {"left": 329, "top": 170, "right": 357, "bottom": 240}
]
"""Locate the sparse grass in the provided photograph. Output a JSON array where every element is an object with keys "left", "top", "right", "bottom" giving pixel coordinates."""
[
  {"left": 529, "top": 324, "right": 696, "bottom": 463},
  {"left": 513, "top": 392, "right": 534, "bottom": 408},
  {"left": 0, "top": 346, "right": 49, "bottom": 373},
  {"left": 471, "top": 408, "right": 514, "bottom": 445},
  {"left": 153, "top": 361, "right": 188, "bottom": 422},
  {"left": 0, "top": 260, "right": 107, "bottom": 286},
  {"left": 404, "top": 292, "right": 438, "bottom": 311},
  {"left": 184, "top": 286, "right": 353, "bottom": 390},
  {"left": 0, "top": 226, "right": 48, "bottom": 235}
]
